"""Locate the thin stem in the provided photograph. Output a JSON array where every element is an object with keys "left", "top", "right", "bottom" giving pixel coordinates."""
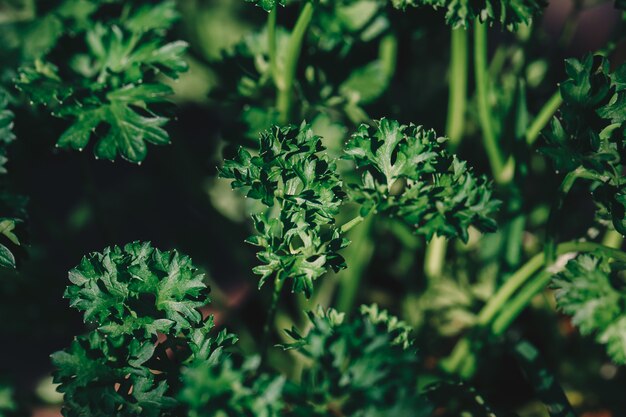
[
  {"left": 446, "top": 27, "right": 468, "bottom": 149},
  {"left": 441, "top": 240, "right": 626, "bottom": 375},
  {"left": 276, "top": 1, "right": 314, "bottom": 124},
  {"left": 336, "top": 216, "right": 374, "bottom": 314},
  {"left": 525, "top": 91, "right": 562, "bottom": 146},
  {"left": 474, "top": 20, "right": 508, "bottom": 184},
  {"left": 341, "top": 215, "right": 365, "bottom": 233},
  {"left": 267, "top": 4, "right": 278, "bottom": 86},
  {"left": 426, "top": 28, "right": 467, "bottom": 283},
  {"left": 491, "top": 271, "right": 551, "bottom": 336},
  {"left": 261, "top": 276, "right": 285, "bottom": 362}
]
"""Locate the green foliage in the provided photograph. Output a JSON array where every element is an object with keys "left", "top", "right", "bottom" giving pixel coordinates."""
[
  {"left": 345, "top": 119, "right": 500, "bottom": 242},
  {"left": 246, "top": 0, "right": 286, "bottom": 12},
  {"left": 283, "top": 304, "right": 433, "bottom": 416},
  {"left": 179, "top": 352, "right": 285, "bottom": 417},
  {"left": 542, "top": 55, "right": 626, "bottom": 235},
  {"left": 0, "top": 92, "right": 21, "bottom": 269},
  {"left": 552, "top": 254, "right": 626, "bottom": 365},
  {"left": 0, "top": 384, "right": 16, "bottom": 417},
  {"left": 15, "top": 0, "right": 188, "bottom": 163},
  {"left": 220, "top": 123, "right": 348, "bottom": 297},
  {"left": 52, "top": 242, "right": 237, "bottom": 417},
  {"left": 391, "top": 0, "right": 546, "bottom": 29},
  {"left": 221, "top": 119, "right": 500, "bottom": 296},
  {"left": 210, "top": 1, "right": 392, "bottom": 140}
]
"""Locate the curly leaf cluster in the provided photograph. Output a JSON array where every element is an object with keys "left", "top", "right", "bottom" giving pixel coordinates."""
[
  {"left": 391, "top": 0, "right": 545, "bottom": 29},
  {"left": 542, "top": 55, "right": 626, "bottom": 234},
  {"left": 345, "top": 118, "right": 500, "bottom": 242},
  {"left": 16, "top": 1, "right": 188, "bottom": 163},
  {"left": 53, "top": 242, "right": 237, "bottom": 417},
  {"left": 179, "top": 351, "right": 285, "bottom": 417},
  {"left": 220, "top": 123, "right": 348, "bottom": 297},
  {"left": 552, "top": 254, "right": 626, "bottom": 365},
  {"left": 283, "top": 304, "right": 433, "bottom": 416}
]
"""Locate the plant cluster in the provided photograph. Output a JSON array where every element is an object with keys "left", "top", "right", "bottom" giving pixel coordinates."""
[{"left": 1, "top": 0, "right": 626, "bottom": 415}]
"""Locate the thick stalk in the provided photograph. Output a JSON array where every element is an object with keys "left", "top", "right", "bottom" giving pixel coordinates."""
[
  {"left": 379, "top": 33, "right": 398, "bottom": 81},
  {"left": 424, "top": 235, "right": 447, "bottom": 284},
  {"left": 603, "top": 229, "right": 624, "bottom": 249},
  {"left": 474, "top": 21, "right": 508, "bottom": 184},
  {"left": 267, "top": 4, "right": 278, "bottom": 85},
  {"left": 525, "top": 91, "right": 562, "bottom": 146},
  {"left": 441, "top": 240, "right": 626, "bottom": 375},
  {"left": 446, "top": 27, "right": 468, "bottom": 149},
  {"left": 276, "top": 2, "right": 314, "bottom": 124}
]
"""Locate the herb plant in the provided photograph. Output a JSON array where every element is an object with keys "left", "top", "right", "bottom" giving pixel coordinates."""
[{"left": 1, "top": 0, "right": 626, "bottom": 416}]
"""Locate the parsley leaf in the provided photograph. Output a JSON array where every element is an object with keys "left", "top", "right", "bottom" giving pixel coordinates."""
[
  {"left": 15, "top": 1, "right": 188, "bottom": 163},
  {"left": 65, "top": 241, "right": 209, "bottom": 336},
  {"left": 180, "top": 351, "right": 285, "bottom": 417},
  {"left": 345, "top": 119, "right": 500, "bottom": 242},
  {"left": 552, "top": 254, "right": 626, "bottom": 364},
  {"left": 53, "top": 242, "right": 237, "bottom": 417},
  {"left": 220, "top": 123, "right": 348, "bottom": 297},
  {"left": 283, "top": 304, "right": 433, "bottom": 416},
  {"left": 541, "top": 55, "right": 626, "bottom": 235},
  {"left": 391, "top": 0, "right": 546, "bottom": 29}
]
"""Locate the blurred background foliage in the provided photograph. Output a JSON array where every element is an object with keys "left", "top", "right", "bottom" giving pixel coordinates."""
[{"left": 0, "top": 0, "right": 625, "bottom": 415}]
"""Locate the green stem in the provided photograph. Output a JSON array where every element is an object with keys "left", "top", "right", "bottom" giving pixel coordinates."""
[
  {"left": 276, "top": 1, "right": 314, "bottom": 124},
  {"left": 424, "top": 235, "right": 447, "bottom": 284},
  {"left": 446, "top": 27, "right": 468, "bottom": 149},
  {"left": 602, "top": 229, "right": 624, "bottom": 249},
  {"left": 474, "top": 20, "right": 508, "bottom": 184},
  {"left": 491, "top": 271, "right": 551, "bottom": 336},
  {"left": 379, "top": 33, "right": 398, "bottom": 81},
  {"left": 261, "top": 276, "right": 285, "bottom": 362},
  {"left": 336, "top": 216, "right": 374, "bottom": 314},
  {"left": 267, "top": 4, "right": 278, "bottom": 85},
  {"left": 426, "top": 29, "right": 467, "bottom": 283},
  {"left": 341, "top": 215, "right": 365, "bottom": 233},
  {"left": 441, "top": 240, "right": 626, "bottom": 376},
  {"left": 544, "top": 168, "right": 606, "bottom": 263},
  {"left": 525, "top": 91, "right": 562, "bottom": 146}
]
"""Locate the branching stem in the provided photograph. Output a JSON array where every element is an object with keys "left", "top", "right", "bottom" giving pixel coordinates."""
[
  {"left": 441, "top": 240, "right": 626, "bottom": 376},
  {"left": 525, "top": 90, "right": 562, "bottom": 146}
]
